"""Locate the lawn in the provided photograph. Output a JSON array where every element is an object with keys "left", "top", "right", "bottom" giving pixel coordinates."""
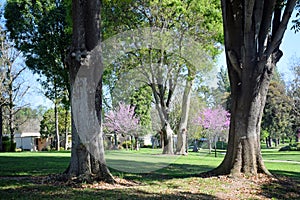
[{"left": 0, "top": 149, "right": 299, "bottom": 199}]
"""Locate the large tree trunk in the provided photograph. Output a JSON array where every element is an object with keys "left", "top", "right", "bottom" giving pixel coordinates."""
[
  {"left": 151, "top": 84, "right": 174, "bottom": 154},
  {"left": 65, "top": 0, "right": 114, "bottom": 183},
  {"left": 162, "top": 122, "right": 174, "bottom": 154},
  {"left": 213, "top": 0, "right": 296, "bottom": 177},
  {"left": 175, "top": 74, "right": 194, "bottom": 155}
]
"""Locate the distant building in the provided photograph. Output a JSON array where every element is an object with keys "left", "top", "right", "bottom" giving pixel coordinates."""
[{"left": 14, "top": 119, "right": 51, "bottom": 151}]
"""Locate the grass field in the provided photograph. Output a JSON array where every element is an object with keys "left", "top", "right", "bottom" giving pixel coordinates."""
[{"left": 0, "top": 148, "right": 299, "bottom": 199}]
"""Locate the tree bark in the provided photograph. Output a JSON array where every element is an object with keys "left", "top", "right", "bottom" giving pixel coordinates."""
[
  {"left": 64, "top": 109, "right": 69, "bottom": 150},
  {"left": 212, "top": 0, "right": 297, "bottom": 177},
  {"left": 0, "top": 105, "right": 3, "bottom": 152},
  {"left": 162, "top": 122, "right": 174, "bottom": 154},
  {"left": 176, "top": 73, "right": 194, "bottom": 155},
  {"left": 65, "top": 0, "right": 114, "bottom": 183},
  {"left": 54, "top": 102, "right": 60, "bottom": 151},
  {"left": 8, "top": 65, "right": 15, "bottom": 152}
]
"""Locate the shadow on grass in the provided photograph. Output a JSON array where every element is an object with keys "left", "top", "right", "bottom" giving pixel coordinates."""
[
  {"left": 0, "top": 180, "right": 218, "bottom": 200},
  {"left": 260, "top": 173, "right": 300, "bottom": 200},
  {"left": 0, "top": 155, "right": 70, "bottom": 176},
  {"left": 108, "top": 161, "right": 215, "bottom": 182}
]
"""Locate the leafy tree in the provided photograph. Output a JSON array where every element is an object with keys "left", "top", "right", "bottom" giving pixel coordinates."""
[
  {"left": 4, "top": 0, "right": 71, "bottom": 151},
  {"left": 288, "top": 57, "right": 300, "bottom": 141},
  {"left": 101, "top": 0, "right": 223, "bottom": 155},
  {"left": 104, "top": 102, "right": 140, "bottom": 136},
  {"left": 214, "top": 67, "right": 231, "bottom": 111},
  {"left": 104, "top": 102, "right": 141, "bottom": 149},
  {"left": 213, "top": 0, "right": 297, "bottom": 176},
  {"left": 262, "top": 79, "right": 293, "bottom": 147},
  {"left": 130, "top": 85, "right": 152, "bottom": 130},
  {"left": 40, "top": 106, "right": 71, "bottom": 149},
  {"left": 194, "top": 106, "right": 230, "bottom": 155}
]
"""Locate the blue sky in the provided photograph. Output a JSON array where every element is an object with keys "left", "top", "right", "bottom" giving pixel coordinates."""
[{"left": 217, "top": 13, "right": 300, "bottom": 82}]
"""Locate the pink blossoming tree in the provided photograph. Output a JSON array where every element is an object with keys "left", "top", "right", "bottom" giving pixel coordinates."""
[
  {"left": 104, "top": 102, "right": 141, "bottom": 149},
  {"left": 194, "top": 106, "right": 230, "bottom": 155}
]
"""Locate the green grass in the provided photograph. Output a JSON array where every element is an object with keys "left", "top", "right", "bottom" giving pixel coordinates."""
[
  {"left": 0, "top": 151, "right": 70, "bottom": 176},
  {"left": 0, "top": 149, "right": 299, "bottom": 199}
]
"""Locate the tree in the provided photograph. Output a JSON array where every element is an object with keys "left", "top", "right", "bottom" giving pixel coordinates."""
[
  {"left": 194, "top": 106, "right": 230, "bottom": 155},
  {"left": 104, "top": 102, "right": 141, "bottom": 149},
  {"left": 101, "top": 0, "right": 223, "bottom": 154},
  {"left": 40, "top": 106, "right": 71, "bottom": 149},
  {"left": 66, "top": 0, "right": 114, "bottom": 183},
  {"left": 213, "top": 0, "right": 297, "bottom": 176},
  {"left": 262, "top": 79, "right": 293, "bottom": 147},
  {"left": 0, "top": 32, "right": 29, "bottom": 152},
  {"left": 213, "top": 67, "right": 231, "bottom": 111},
  {"left": 4, "top": 0, "right": 71, "bottom": 150},
  {"left": 288, "top": 57, "right": 300, "bottom": 141}
]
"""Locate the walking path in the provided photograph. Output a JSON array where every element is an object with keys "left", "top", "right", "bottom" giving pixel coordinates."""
[{"left": 263, "top": 159, "right": 300, "bottom": 164}]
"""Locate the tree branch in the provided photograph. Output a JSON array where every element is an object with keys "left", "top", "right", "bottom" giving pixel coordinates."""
[{"left": 265, "top": 0, "right": 297, "bottom": 59}]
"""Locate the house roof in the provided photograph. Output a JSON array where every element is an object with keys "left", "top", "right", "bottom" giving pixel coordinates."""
[
  {"left": 18, "top": 118, "right": 40, "bottom": 133},
  {"left": 15, "top": 132, "right": 41, "bottom": 138}
]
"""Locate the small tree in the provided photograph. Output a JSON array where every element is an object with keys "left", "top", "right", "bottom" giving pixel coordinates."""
[
  {"left": 104, "top": 102, "right": 141, "bottom": 150},
  {"left": 194, "top": 106, "right": 230, "bottom": 156}
]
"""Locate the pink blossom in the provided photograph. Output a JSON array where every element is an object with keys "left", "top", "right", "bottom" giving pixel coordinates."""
[
  {"left": 104, "top": 102, "right": 140, "bottom": 135},
  {"left": 194, "top": 106, "right": 230, "bottom": 132}
]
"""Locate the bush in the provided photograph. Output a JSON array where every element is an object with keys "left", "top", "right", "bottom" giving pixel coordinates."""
[
  {"left": 279, "top": 145, "right": 300, "bottom": 151},
  {"left": 122, "top": 141, "right": 132, "bottom": 149},
  {"left": 2, "top": 140, "right": 16, "bottom": 152},
  {"left": 216, "top": 141, "right": 228, "bottom": 150}
]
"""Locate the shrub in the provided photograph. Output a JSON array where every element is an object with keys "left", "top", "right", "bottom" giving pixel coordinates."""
[
  {"left": 122, "top": 141, "right": 132, "bottom": 149},
  {"left": 279, "top": 146, "right": 291, "bottom": 151},
  {"left": 279, "top": 145, "right": 300, "bottom": 151}
]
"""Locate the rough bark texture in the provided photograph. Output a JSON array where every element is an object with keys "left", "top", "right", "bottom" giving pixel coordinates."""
[
  {"left": 151, "top": 83, "right": 174, "bottom": 154},
  {"left": 66, "top": 0, "right": 114, "bottom": 183},
  {"left": 212, "top": 0, "right": 297, "bottom": 176},
  {"left": 0, "top": 105, "right": 2, "bottom": 152},
  {"left": 175, "top": 76, "right": 193, "bottom": 155},
  {"left": 162, "top": 122, "right": 174, "bottom": 154}
]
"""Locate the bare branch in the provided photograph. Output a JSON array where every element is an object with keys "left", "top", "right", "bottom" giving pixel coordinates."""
[{"left": 265, "top": 0, "right": 297, "bottom": 59}]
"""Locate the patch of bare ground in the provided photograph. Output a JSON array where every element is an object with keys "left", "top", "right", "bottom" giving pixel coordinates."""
[
  {"left": 1, "top": 174, "right": 299, "bottom": 199},
  {"left": 207, "top": 174, "right": 300, "bottom": 200}
]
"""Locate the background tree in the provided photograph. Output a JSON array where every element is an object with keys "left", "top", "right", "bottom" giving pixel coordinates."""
[
  {"left": 262, "top": 72, "right": 293, "bottom": 147},
  {"left": 101, "top": 0, "right": 223, "bottom": 154},
  {"left": 288, "top": 57, "right": 300, "bottom": 141},
  {"left": 194, "top": 106, "right": 230, "bottom": 156},
  {"left": 104, "top": 102, "right": 141, "bottom": 150},
  {"left": 213, "top": 0, "right": 297, "bottom": 176},
  {"left": 0, "top": 32, "right": 29, "bottom": 152},
  {"left": 4, "top": 0, "right": 71, "bottom": 150},
  {"left": 213, "top": 67, "right": 231, "bottom": 111},
  {"left": 40, "top": 106, "right": 71, "bottom": 149}
]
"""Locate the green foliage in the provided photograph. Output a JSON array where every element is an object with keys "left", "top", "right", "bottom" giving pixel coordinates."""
[
  {"left": 288, "top": 58, "right": 300, "bottom": 135},
  {"left": 291, "top": 1, "right": 300, "bottom": 32},
  {"left": 213, "top": 67, "right": 231, "bottom": 110},
  {"left": 1, "top": 136, "right": 16, "bottom": 152},
  {"left": 4, "top": 0, "right": 71, "bottom": 107},
  {"left": 262, "top": 74, "right": 293, "bottom": 142},
  {"left": 130, "top": 85, "right": 152, "bottom": 128},
  {"left": 40, "top": 107, "right": 70, "bottom": 138}
]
